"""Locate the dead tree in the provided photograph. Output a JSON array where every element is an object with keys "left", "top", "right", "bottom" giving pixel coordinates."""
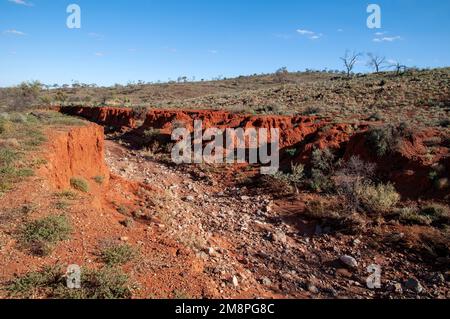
[
  {"left": 340, "top": 51, "right": 362, "bottom": 77},
  {"left": 367, "top": 53, "right": 387, "bottom": 73}
]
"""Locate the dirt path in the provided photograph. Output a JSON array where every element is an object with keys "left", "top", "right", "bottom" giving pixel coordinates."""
[
  {"left": 103, "top": 138, "right": 450, "bottom": 299},
  {"left": 103, "top": 140, "right": 376, "bottom": 299}
]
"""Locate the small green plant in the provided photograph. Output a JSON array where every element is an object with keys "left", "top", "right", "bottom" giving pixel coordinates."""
[
  {"left": 398, "top": 206, "right": 433, "bottom": 226},
  {"left": 93, "top": 175, "right": 105, "bottom": 185},
  {"left": 100, "top": 242, "right": 137, "bottom": 266},
  {"left": 309, "top": 148, "right": 335, "bottom": 193},
  {"left": 54, "top": 201, "right": 70, "bottom": 210},
  {"left": 116, "top": 205, "right": 129, "bottom": 215},
  {"left": 366, "top": 126, "right": 396, "bottom": 157},
  {"left": 55, "top": 190, "right": 77, "bottom": 200},
  {"left": 19, "top": 215, "right": 72, "bottom": 256},
  {"left": 5, "top": 265, "right": 64, "bottom": 298},
  {"left": 5, "top": 265, "right": 132, "bottom": 299},
  {"left": 70, "top": 177, "right": 89, "bottom": 192},
  {"left": 420, "top": 203, "right": 450, "bottom": 225},
  {"left": 355, "top": 182, "right": 400, "bottom": 214}
]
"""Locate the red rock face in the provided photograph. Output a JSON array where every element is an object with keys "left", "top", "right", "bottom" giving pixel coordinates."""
[
  {"left": 39, "top": 123, "right": 110, "bottom": 189},
  {"left": 140, "top": 109, "right": 327, "bottom": 149},
  {"left": 61, "top": 106, "right": 137, "bottom": 130},
  {"left": 59, "top": 106, "right": 449, "bottom": 199}
]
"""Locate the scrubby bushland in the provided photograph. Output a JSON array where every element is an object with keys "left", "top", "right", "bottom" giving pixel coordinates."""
[
  {"left": 18, "top": 214, "right": 72, "bottom": 256},
  {"left": 366, "top": 123, "right": 413, "bottom": 157},
  {"left": 5, "top": 265, "right": 132, "bottom": 299}
]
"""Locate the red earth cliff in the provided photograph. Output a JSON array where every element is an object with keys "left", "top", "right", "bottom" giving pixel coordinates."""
[{"left": 38, "top": 123, "right": 110, "bottom": 189}]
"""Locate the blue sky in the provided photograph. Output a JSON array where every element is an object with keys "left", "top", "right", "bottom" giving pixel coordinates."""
[{"left": 1, "top": 0, "right": 449, "bottom": 87}]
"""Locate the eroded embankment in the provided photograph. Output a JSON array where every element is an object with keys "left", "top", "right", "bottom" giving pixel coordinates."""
[
  {"left": 60, "top": 106, "right": 449, "bottom": 199},
  {"left": 38, "top": 123, "right": 110, "bottom": 189}
]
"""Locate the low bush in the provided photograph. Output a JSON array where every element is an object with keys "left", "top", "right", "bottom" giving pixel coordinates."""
[
  {"left": 70, "top": 177, "right": 89, "bottom": 193},
  {"left": 355, "top": 182, "right": 400, "bottom": 214},
  {"left": 5, "top": 265, "right": 132, "bottom": 299},
  {"left": 100, "top": 242, "right": 137, "bottom": 266},
  {"left": 19, "top": 215, "right": 72, "bottom": 256}
]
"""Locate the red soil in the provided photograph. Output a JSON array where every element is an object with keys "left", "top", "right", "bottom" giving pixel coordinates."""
[
  {"left": 61, "top": 106, "right": 137, "bottom": 130},
  {"left": 39, "top": 124, "right": 110, "bottom": 189}
]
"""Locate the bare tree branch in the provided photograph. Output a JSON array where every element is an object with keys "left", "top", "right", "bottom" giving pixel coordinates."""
[
  {"left": 367, "top": 53, "right": 387, "bottom": 73},
  {"left": 340, "top": 50, "right": 362, "bottom": 77}
]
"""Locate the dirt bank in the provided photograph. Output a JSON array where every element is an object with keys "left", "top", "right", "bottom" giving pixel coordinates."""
[
  {"left": 59, "top": 106, "right": 449, "bottom": 199},
  {"left": 38, "top": 124, "right": 110, "bottom": 189}
]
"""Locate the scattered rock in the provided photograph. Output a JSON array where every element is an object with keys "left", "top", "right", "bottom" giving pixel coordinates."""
[
  {"left": 261, "top": 277, "right": 272, "bottom": 286},
  {"left": 120, "top": 236, "right": 129, "bottom": 242},
  {"left": 308, "top": 283, "right": 319, "bottom": 294},
  {"left": 387, "top": 282, "right": 403, "bottom": 294},
  {"left": 404, "top": 278, "right": 423, "bottom": 294},
  {"left": 427, "top": 273, "right": 445, "bottom": 285},
  {"left": 184, "top": 196, "right": 195, "bottom": 202},
  {"left": 231, "top": 276, "right": 239, "bottom": 288},
  {"left": 339, "top": 255, "right": 358, "bottom": 269}
]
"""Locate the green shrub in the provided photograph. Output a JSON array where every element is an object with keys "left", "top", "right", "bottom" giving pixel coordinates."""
[
  {"left": 355, "top": 182, "right": 400, "bottom": 214},
  {"left": 55, "top": 190, "right": 77, "bottom": 200},
  {"left": 70, "top": 177, "right": 89, "bottom": 192},
  {"left": 0, "top": 118, "right": 11, "bottom": 135},
  {"left": 100, "top": 242, "right": 137, "bottom": 266},
  {"left": 5, "top": 265, "right": 64, "bottom": 298},
  {"left": 366, "top": 126, "right": 396, "bottom": 157},
  {"left": 420, "top": 203, "right": 450, "bottom": 225},
  {"left": 19, "top": 215, "right": 72, "bottom": 256},
  {"left": 6, "top": 266, "right": 132, "bottom": 299},
  {"left": 398, "top": 206, "right": 433, "bottom": 226},
  {"left": 309, "top": 148, "right": 335, "bottom": 193},
  {"left": 93, "top": 175, "right": 105, "bottom": 185}
]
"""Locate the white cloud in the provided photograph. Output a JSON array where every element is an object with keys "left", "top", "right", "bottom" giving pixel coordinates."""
[
  {"left": 375, "top": 32, "right": 386, "bottom": 36},
  {"left": 3, "top": 29, "right": 26, "bottom": 36},
  {"left": 373, "top": 36, "right": 402, "bottom": 42},
  {"left": 296, "top": 28, "right": 323, "bottom": 40},
  {"left": 94, "top": 52, "right": 104, "bottom": 57},
  {"left": 337, "top": 29, "right": 344, "bottom": 32},
  {"left": 208, "top": 49, "right": 218, "bottom": 54},
  {"left": 8, "top": 0, "right": 33, "bottom": 7},
  {"left": 296, "top": 29, "right": 315, "bottom": 35}
]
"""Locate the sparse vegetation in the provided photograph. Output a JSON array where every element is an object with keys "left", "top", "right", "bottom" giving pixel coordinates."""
[
  {"left": 93, "top": 175, "right": 105, "bottom": 185},
  {"left": 19, "top": 215, "right": 72, "bottom": 256},
  {"left": 99, "top": 242, "right": 137, "bottom": 266},
  {"left": 5, "top": 265, "right": 132, "bottom": 299},
  {"left": 355, "top": 182, "right": 400, "bottom": 214},
  {"left": 70, "top": 177, "right": 89, "bottom": 193}
]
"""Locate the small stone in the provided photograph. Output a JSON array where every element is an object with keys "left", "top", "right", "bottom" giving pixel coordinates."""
[
  {"left": 353, "top": 239, "right": 361, "bottom": 246},
  {"left": 427, "top": 273, "right": 445, "bottom": 285},
  {"left": 184, "top": 196, "right": 195, "bottom": 202},
  {"left": 240, "top": 196, "right": 251, "bottom": 200},
  {"left": 404, "top": 278, "right": 423, "bottom": 294},
  {"left": 232, "top": 276, "right": 239, "bottom": 288},
  {"left": 208, "top": 247, "right": 216, "bottom": 257},
  {"left": 308, "top": 284, "right": 319, "bottom": 294},
  {"left": 120, "top": 236, "right": 129, "bottom": 242},
  {"left": 340, "top": 255, "right": 358, "bottom": 269},
  {"left": 388, "top": 282, "right": 403, "bottom": 294},
  {"left": 261, "top": 277, "right": 272, "bottom": 286}
]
